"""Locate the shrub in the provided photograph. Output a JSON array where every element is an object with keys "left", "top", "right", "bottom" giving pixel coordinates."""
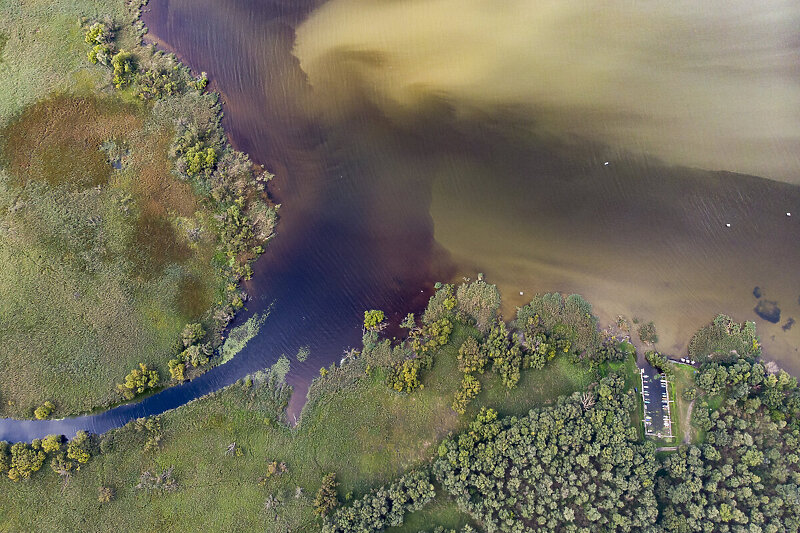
[
  {"left": 422, "top": 284, "right": 457, "bottom": 324},
  {"left": 688, "top": 314, "right": 760, "bottom": 363},
  {"left": 66, "top": 430, "right": 92, "bottom": 464},
  {"left": 455, "top": 280, "right": 500, "bottom": 332},
  {"left": 314, "top": 473, "right": 339, "bottom": 517},
  {"left": 516, "top": 293, "right": 599, "bottom": 359},
  {"left": 638, "top": 321, "right": 658, "bottom": 344},
  {"left": 386, "top": 358, "right": 425, "bottom": 393},
  {"left": 0, "top": 441, "right": 10, "bottom": 474},
  {"left": 98, "top": 486, "right": 115, "bottom": 503},
  {"left": 168, "top": 359, "right": 186, "bottom": 382},
  {"left": 181, "top": 323, "right": 206, "bottom": 347},
  {"left": 41, "top": 434, "right": 62, "bottom": 453},
  {"left": 110, "top": 50, "right": 136, "bottom": 88}
]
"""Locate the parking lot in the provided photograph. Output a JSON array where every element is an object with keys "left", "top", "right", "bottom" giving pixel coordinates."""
[{"left": 640, "top": 363, "right": 673, "bottom": 438}]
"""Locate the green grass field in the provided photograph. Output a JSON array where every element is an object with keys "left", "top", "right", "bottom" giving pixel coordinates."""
[{"left": 670, "top": 363, "right": 698, "bottom": 445}]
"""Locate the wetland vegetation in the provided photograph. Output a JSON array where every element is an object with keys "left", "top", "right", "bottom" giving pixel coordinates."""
[{"left": 0, "top": 0, "right": 275, "bottom": 418}]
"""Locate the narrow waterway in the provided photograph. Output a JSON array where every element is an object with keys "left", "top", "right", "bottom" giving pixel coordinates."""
[{"left": 2, "top": 0, "right": 800, "bottom": 441}]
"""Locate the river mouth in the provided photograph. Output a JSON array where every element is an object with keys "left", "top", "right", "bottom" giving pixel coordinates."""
[
  {"left": 142, "top": 0, "right": 800, "bottom": 379},
  {"left": 1, "top": 0, "right": 799, "bottom": 442}
]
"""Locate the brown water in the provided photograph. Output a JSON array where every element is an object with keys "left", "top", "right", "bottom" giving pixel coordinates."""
[{"left": 143, "top": 0, "right": 800, "bottom": 378}]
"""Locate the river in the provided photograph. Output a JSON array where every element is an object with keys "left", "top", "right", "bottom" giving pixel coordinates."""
[{"left": 2, "top": 0, "right": 799, "bottom": 441}]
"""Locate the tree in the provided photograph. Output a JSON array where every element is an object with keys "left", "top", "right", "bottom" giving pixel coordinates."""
[
  {"left": 168, "top": 359, "right": 186, "bottom": 382},
  {"left": 0, "top": 441, "right": 10, "bottom": 474},
  {"left": 117, "top": 363, "right": 160, "bottom": 400},
  {"left": 363, "top": 310, "right": 385, "bottom": 331},
  {"left": 98, "top": 486, "right": 115, "bottom": 503},
  {"left": 8, "top": 442, "right": 46, "bottom": 481},
  {"left": 34, "top": 400, "right": 55, "bottom": 420},
  {"left": 181, "top": 323, "right": 206, "bottom": 347},
  {"left": 110, "top": 50, "right": 135, "bottom": 87},
  {"left": 638, "top": 321, "right": 658, "bottom": 344},
  {"left": 452, "top": 374, "right": 481, "bottom": 414},
  {"left": 314, "top": 472, "right": 340, "bottom": 517},
  {"left": 41, "top": 434, "right": 62, "bottom": 453},
  {"left": 67, "top": 430, "right": 92, "bottom": 464},
  {"left": 400, "top": 313, "right": 416, "bottom": 331},
  {"left": 457, "top": 337, "right": 487, "bottom": 374}
]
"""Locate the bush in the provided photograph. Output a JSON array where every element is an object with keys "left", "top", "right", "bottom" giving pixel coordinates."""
[
  {"left": 98, "top": 486, "right": 115, "bottom": 503},
  {"left": 515, "top": 293, "right": 599, "bottom": 359},
  {"left": 0, "top": 441, "right": 10, "bottom": 474},
  {"left": 688, "top": 314, "right": 760, "bottom": 363},
  {"left": 457, "top": 336, "right": 487, "bottom": 374},
  {"left": 422, "top": 284, "right": 457, "bottom": 324},
  {"left": 386, "top": 358, "right": 425, "bottom": 393},
  {"left": 8, "top": 442, "right": 46, "bottom": 481},
  {"left": 110, "top": 50, "right": 136, "bottom": 88},
  {"left": 168, "top": 359, "right": 186, "bottom": 382},
  {"left": 455, "top": 280, "right": 500, "bottom": 332},
  {"left": 181, "top": 323, "right": 206, "bottom": 347},
  {"left": 638, "top": 321, "right": 658, "bottom": 344},
  {"left": 41, "top": 435, "right": 62, "bottom": 453},
  {"left": 66, "top": 430, "right": 92, "bottom": 464},
  {"left": 452, "top": 374, "right": 481, "bottom": 414}
]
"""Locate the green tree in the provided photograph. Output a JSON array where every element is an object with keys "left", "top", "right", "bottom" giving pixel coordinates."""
[
  {"left": 41, "top": 434, "right": 62, "bottom": 453},
  {"left": 34, "top": 400, "right": 55, "bottom": 420},
  {"left": 457, "top": 336, "right": 487, "bottom": 374},
  {"left": 8, "top": 442, "right": 46, "bottom": 481},
  {"left": 117, "top": 363, "right": 160, "bottom": 400},
  {"left": 314, "top": 472, "right": 340, "bottom": 517},
  {"left": 111, "top": 50, "right": 135, "bottom": 88},
  {"left": 66, "top": 430, "right": 92, "bottom": 464},
  {"left": 181, "top": 323, "right": 206, "bottom": 347},
  {"left": 363, "top": 310, "right": 385, "bottom": 331}
]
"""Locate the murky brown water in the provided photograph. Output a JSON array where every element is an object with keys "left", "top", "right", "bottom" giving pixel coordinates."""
[{"left": 144, "top": 0, "right": 800, "bottom": 377}]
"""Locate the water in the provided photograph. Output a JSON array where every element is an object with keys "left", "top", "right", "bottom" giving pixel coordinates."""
[{"left": 2, "top": 0, "right": 800, "bottom": 441}]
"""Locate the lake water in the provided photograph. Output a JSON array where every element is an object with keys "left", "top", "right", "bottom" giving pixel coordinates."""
[{"left": 2, "top": 0, "right": 799, "bottom": 441}]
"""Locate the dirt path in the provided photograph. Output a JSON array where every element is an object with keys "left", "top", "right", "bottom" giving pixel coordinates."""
[{"left": 683, "top": 399, "right": 695, "bottom": 445}]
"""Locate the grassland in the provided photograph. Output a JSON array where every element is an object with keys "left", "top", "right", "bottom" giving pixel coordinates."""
[
  {"left": 669, "top": 362, "right": 698, "bottom": 445},
  {"left": 0, "top": 319, "right": 600, "bottom": 532},
  {"left": 0, "top": 0, "right": 270, "bottom": 417}
]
